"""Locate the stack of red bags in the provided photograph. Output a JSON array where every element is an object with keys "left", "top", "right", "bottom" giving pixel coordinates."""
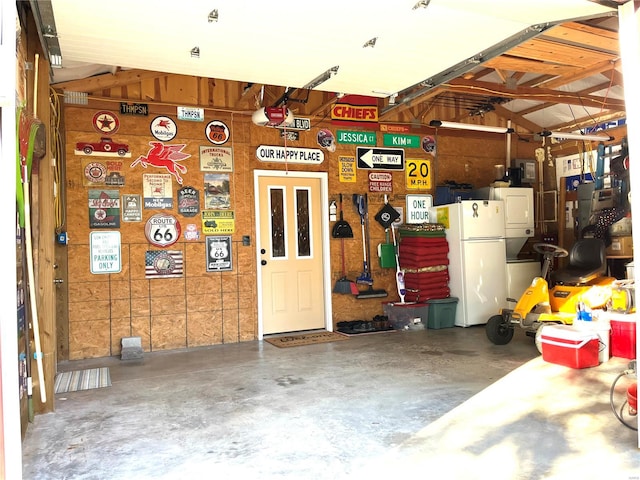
[{"left": 398, "top": 225, "right": 450, "bottom": 302}]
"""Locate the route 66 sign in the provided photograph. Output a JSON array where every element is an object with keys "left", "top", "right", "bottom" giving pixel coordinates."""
[
  {"left": 206, "top": 235, "right": 232, "bottom": 272},
  {"left": 145, "top": 213, "right": 181, "bottom": 247}
]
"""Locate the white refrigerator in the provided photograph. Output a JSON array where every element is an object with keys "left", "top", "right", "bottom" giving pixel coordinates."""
[{"left": 430, "top": 200, "right": 507, "bottom": 327}]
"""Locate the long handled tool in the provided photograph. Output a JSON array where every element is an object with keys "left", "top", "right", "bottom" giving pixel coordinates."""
[
  {"left": 391, "top": 223, "right": 406, "bottom": 303},
  {"left": 17, "top": 53, "right": 46, "bottom": 404},
  {"left": 355, "top": 193, "right": 388, "bottom": 299},
  {"left": 332, "top": 193, "right": 353, "bottom": 239},
  {"left": 354, "top": 194, "right": 373, "bottom": 285}
]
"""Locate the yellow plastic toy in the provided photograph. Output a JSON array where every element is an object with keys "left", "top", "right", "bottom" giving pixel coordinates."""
[{"left": 486, "top": 239, "right": 616, "bottom": 348}]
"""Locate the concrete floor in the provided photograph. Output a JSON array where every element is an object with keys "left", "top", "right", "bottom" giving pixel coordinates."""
[{"left": 21, "top": 326, "right": 638, "bottom": 479}]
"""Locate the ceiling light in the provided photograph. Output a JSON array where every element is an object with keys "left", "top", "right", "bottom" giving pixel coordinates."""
[
  {"left": 363, "top": 37, "right": 377, "bottom": 48},
  {"left": 302, "top": 66, "right": 339, "bottom": 90},
  {"left": 190, "top": 46, "right": 200, "bottom": 58},
  {"left": 412, "top": 0, "right": 431, "bottom": 9},
  {"left": 540, "top": 130, "right": 613, "bottom": 142},
  {"left": 430, "top": 120, "right": 514, "bottom": 134},
  {"left": 208, "top": 9, "right": 219, "bottom": 23}
]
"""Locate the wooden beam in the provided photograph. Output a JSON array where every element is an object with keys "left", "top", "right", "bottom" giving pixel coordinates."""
[
  {"left": 540, "top": 22, "right": 619, "bottom": 54},
  {"left": 379, "top": 88, "right": 442, "bottom": 121},
  {"left": 485, "top": 56, "right": 578, "bottom": 77},
  {"left": 493, "top": 104, "right": 542, "bottom": 133},
  {"left": 236, "top": 83, "right": 263, "bottom": 109},
  {"left": 538, "top": 58, "right": 620, "bottom": 89},
  {"left": 311, "top": 94, "right": 338, "bottom": 117},
  {"left": 506, "top": 38, "right": 615, "bottom": 67},
  {"left": 444, "top": 78, "right": 625, "bottom": 110},
  {"left": 462, "top": 67, "right": 493, "bottom": 80}
]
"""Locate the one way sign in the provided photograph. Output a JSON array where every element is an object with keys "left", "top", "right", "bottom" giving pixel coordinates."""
[{"left": 356, "top": 147, "right": 405, "bottom": 170}]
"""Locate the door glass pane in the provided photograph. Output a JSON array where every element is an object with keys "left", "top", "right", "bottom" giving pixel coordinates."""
[
  {"left": 296, "top": 188, "right": 311, "bottom": 257},
  {"left": 270, "top": 188, "right": 285, "bottom": 258}
]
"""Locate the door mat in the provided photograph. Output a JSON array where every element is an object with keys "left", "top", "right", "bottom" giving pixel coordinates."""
[
  {"left": 54, "top": 367, "right": 111, "bottom": 394},
  {"left": 264, "top": 330, "right": 348, "bottom": 348}
]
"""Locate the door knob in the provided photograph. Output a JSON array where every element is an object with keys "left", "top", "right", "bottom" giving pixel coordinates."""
[{"left": 261, "top": 260, "right": 267, "bottom": 266}]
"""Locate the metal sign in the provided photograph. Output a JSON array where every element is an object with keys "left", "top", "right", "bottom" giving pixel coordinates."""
[
  {"left": 121, "top": 194, "right": 142, "bottom": 222},
  {"left": 406, "top": 194, "right": 433, "bottom": 224},
  {"left": 383, "top": 133, "right": 420, "bottom": 148},
  {"left": 120, "top": 103, "right": 149, "bottom": 116},
  {"left": 178, "top": 186, "right": 200, "bottom": 217},
  {"left": 368, "top": 172, "right": 392, "bottom": 193},
  {"left": 356, "top": 147, "right": 404, "bottom": 170},
  {"left": 405, "top": 158, "right": 432, "bottom": 190},
  {"left": 90, "top": 231, "right": 122, "bottom": 274},
  {"left": 275, "top": 117, "right": 311, "bottom": 131},
  {"left": 256, "top": 145, "right": 324, "bottom": 164},
  {"left": 206, "top": 236, "right": 233, "bottom": 272},
  {"left": 150, "top": 116, "right": 177, "bottom": 141},
  {"left": 177, "top": 106, "right": 205, "bottom": 122},
  {"left": 88, "top": 189, "right": 120, "bottom": 228},
  {"left": 336, "top": 130, "right": 376, "bottom": 145},
  {"left": 202, "top": 210, "right": 235, "bottom": 234},
  {"left": 145, "top": 213, "right": 181, "bottom": 247}
]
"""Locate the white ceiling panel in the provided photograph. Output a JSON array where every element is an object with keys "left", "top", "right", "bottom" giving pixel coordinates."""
[{"left": 50, "top": 0, "right": 614, "bottom": 98}]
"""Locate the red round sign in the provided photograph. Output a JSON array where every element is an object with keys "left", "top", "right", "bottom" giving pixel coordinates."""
[{"left": 92, "top": 111, "right": 120, "bottom": 135}]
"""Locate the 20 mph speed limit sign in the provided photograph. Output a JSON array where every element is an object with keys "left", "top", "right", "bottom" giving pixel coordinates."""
[
  {"left": 405, "top": 159, "right": 432, "bottom": 190},
  {"left": 145, "top": 214, "right": 181, "bottom": 247}
]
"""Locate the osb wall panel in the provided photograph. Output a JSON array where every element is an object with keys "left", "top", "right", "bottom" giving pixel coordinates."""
[
  {"left": 62, "top": 92, "right": 537, "bottom": 359},
  {"left": 64, "top": 104, "right": 257, "bottom": 359}
]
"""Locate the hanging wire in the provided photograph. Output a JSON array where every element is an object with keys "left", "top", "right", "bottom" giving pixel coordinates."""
[{"left": 49, "top": 87, "right": 65, "bottom": 232}]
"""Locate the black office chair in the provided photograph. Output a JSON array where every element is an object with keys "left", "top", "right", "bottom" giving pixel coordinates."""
[{"left": 549, "top": 238, "right": 607, "bottom": 286}]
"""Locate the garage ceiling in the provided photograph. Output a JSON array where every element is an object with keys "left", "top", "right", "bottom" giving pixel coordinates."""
[{"left": 36, "top": 0, "right": 627, "bottom": 133}]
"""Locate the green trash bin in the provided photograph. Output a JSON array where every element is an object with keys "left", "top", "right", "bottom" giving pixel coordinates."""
[{"left": 425, "top": 297, "right": 458, "bottom": 329}]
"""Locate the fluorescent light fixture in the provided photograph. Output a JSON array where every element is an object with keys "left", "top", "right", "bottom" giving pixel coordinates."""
[
  {"left": 303, "top": 66, "right": 339, "bottom": 90},
  {"left": 540, "top": 130, "right": 613, "bottom": 142},
  {"left": 430, "top": 120, "right": 514, "bottom": 134}
]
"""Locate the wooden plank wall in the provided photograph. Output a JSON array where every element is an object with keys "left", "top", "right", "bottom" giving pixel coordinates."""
[{"left": 59, "top": 74, "right": 539, "bottom": 360}]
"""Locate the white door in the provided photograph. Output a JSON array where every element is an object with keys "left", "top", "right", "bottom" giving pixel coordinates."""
[{"left": 255, "top": 171, "right": 331, "bottom": 336}]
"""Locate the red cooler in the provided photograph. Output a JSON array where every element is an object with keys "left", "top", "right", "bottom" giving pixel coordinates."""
[
  {"left": 540, "top": 325, "right": 600, "bottom": 369},
  {"left": 610, "top": 314, "right": 637, "bottom": 359}
]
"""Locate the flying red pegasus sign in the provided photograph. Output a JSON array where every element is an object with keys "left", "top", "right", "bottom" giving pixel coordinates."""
[{"left": 131, "top": 142, "right": 191, "bottom": 184}]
